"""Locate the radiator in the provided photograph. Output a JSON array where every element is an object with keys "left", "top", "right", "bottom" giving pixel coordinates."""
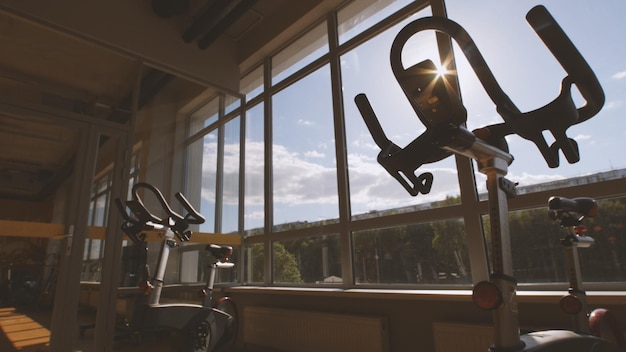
[
  {"left": 433, "top": 322, "right": 493, "bottom": 352},
  {"left": 243, "top": 306, "right": 389, "bottom": 352}
]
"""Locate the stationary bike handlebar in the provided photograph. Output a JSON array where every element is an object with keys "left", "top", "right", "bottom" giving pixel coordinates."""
[
  {"left": 374, "top": 4, "right": 604, "bottom": 184},
  {"left": 116, "top": 182, "right": 205, "bottom": 243}
]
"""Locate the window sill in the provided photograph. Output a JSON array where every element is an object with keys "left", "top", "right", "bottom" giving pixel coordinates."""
[{"left": 227, "top": 285, "right": 626, "bottom": 305}]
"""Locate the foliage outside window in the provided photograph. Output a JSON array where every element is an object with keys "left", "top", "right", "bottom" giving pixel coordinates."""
[
  {"left": 481, "top": 196, "right": 626, "bottom": 285},
  {"left": 353, "top": 217, "right": 470, "bottom": 285}
]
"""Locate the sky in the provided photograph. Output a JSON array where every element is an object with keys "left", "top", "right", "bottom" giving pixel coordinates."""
[{"left": 201, "top": 0, "right": 626, "bottom": 233}]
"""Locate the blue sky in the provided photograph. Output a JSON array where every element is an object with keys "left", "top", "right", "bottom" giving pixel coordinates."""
[
  {"left": 203, "top": 1, "right": 626, "bottom": 232},
  {"left": 446, "top": 0, "right": 626, "bottom": 180}
]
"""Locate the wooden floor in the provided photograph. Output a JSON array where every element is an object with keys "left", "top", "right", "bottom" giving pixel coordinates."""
[
  {"left": 0, "top": 307, "right": 51, "bottom": 352},
  {"left": 0, "top": 306, "right": 197, "bottom": 352}
]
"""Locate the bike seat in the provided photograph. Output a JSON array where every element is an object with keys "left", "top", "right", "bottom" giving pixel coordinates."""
[
  {"left": 207, "top": 244, "right": 233, "bottom": 261},
  {"left": 548, "top": 196, "right": 598, "bottom": 227}
]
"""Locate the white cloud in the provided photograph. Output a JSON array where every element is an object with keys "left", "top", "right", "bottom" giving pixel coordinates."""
[
  {"left": 347, "top": 152, "right": 460, "bottom": 211},
  {"left": 198, "top": 136, "right": 584, "bottom": 223},
  {"left": 508, "top": 171, "right": 563, "bottom": 186},
  {"left": 244, "top": 210, "right": 264, "bottom": 220},
  {"left": 304, "top": 150, "right": 325, "bottom": 158},
  {"left": 604, "top": 100, "right": 623, "bottom": 110},
  {"left": 611, "top": 71, "right": 626, "bottom": 80},
  {"left": 298, "top": 119, "right": 314, "bottom": 126},
  {"left": 574, "top": 134, "right": 591, "bottom": 141}
]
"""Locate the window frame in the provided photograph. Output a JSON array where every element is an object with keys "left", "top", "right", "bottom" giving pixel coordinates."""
[{"left": 184, "top": 0, "right": 626, "bottom": 291}]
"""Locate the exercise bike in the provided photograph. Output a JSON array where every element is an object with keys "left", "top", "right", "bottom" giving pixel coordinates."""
[
  {"left": 199, "top": 244, "right": 239, "bottom": 351},
  {"left": 355, "top": 4, "right": 621, "bottom": 351},
  {"left": 112, "top": 182, "right": 236, "bottom": 351},
  {"left": 549, "top": 196, "right": 626, "bottom": 350}
]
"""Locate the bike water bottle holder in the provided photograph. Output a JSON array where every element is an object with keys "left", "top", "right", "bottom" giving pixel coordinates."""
[{"left": 355, "top": 5, "right": 604, "bottom": 196}]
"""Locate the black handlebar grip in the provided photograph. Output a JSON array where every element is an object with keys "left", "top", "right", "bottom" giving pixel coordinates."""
[
  {"left": 355, "top": 93, "right": 394, "bottom": 150},
  {"left": 526, "top": 5, "right": 605, "bottom": 122}
]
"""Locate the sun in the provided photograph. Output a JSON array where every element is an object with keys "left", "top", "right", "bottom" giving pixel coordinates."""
[{"left": 434, "top": 62, "right": 449, "bottom": 77}]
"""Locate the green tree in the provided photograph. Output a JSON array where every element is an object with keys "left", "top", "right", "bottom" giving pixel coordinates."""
[{"left": 247, "top": 242, "right": 303, "bottom": 283}]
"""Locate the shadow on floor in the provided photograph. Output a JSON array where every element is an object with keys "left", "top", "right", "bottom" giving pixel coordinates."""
[
  {"left": 0, "top": 307, "right": 50, "bottom": 352},
  {"left": 0, "top": 306, "right": 195, "bottom": 352}
]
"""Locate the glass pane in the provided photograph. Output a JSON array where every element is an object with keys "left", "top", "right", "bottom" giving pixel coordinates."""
[
  {"left": 242, "top": 65, "right": 264, "bottom": 101},
  {"left": 176, "top": 245, "right": 238, "bottom": 285},
  {"left": 337, "top": 0, "right": 416, "bottom": 44},
  {"left": 187, "top": 130, "right": 217, "bottom": 233},
  {"left": 272, "top": 21, "right": 329, "bottom": 85},
  {"left": 483, "top": 196, "right": 626, "bottom": 284},
  {"left": 273, "top": 234, "right": 342, "bottom": 284},
  {"left": 189, "top": 96, "right": 219, "bottom": 136},
  {"left": 92, "top": 194, "right": 107, "bottom": 226},
  {"left": 244, "top": 103, "right": 265, "bottom": 234},
  {"left": 222, "top": 117, "right": 240, "bottom": 234},
  {"left": 342, "top": 8, "right": 460, "bottom": 219},
  {"left": 272, "top": 65, "right": 339, "bottom": 229},
  {"left": 444, "top": 0, "right": 626, "bottom": 191},
  {"left": 244, "top": 242, "right": 264, "bottom": 283},
  {"left": 353, "top": 219, "right": 471, "bottom": 285},
  {"left": 224, "top": 94, "right": 241, "bottom": 116}
]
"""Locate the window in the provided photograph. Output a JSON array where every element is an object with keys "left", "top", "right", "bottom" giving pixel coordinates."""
[
  {"left": 241, "top": 65, "right": 264, "bottom": 102},
  {"left": 271, "top": 21, "right": 329, "bottom": 85},
  {"left": 337, "top": 0, "right": 415, "bottom": 44},
  {"left": 186, "top": 92, "right": 244, "bottom": 234},
  {"left": 273, "top": 235, "right": 341, "bottom": 285},
  {"left": 222, "top": 116, "right": 241, "bottom": 234},
  {"left": 271, "top": 65, "right": 339, "bottom": 229},
  {"left": 189, "top": 96, "right": 219, "bottom": 136},
  {"left": 86, "top": 151, "right": 141, "bottom": 284},
  {"left": 340, "top": 6, "right": 461, "bottom": 219},
  {"left": 185, "top": 0, "right": 626, "bottom": 289},
  {"left": 244, "top": 103, "right": 265, "bottom": 235},
  {"left": 353, "top": 219, "right": 470, "bottom": 285},
  {"left": 187, "top": 130, "right": 218, "bottom": 233},
  {"left": 83, "top": 171, "right": 112, "bottom": 281},
  {"left": 479, "top": 196, "right": 626, "bottom": 285}
]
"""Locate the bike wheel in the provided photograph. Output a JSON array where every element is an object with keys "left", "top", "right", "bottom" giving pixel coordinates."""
[{"left": 216, "top": 296, "right": 238, "bottom": 351}]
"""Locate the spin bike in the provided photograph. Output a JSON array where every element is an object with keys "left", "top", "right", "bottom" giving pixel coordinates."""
[
  {"left": 549, "top": 197, "right": 626, "bottom": 350},
  {"left": 113, "top": 182, "right": 236, "bottom": 351},
  {"left": 355, "top": 4, "right": 620, "bottom": 351}
]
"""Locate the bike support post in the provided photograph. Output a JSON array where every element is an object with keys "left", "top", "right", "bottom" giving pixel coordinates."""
[
  {"left": 443, "top": 135, "right": 522, "bottom": 350},
  {"left": 149, "top": 228, "right": 175, "bottom": 306},
  {"left": 563, "top": 228, "right": 593, "bottom": 334},
  {"left": 480, "top": 154, "right": 521, "bottom": 350}
]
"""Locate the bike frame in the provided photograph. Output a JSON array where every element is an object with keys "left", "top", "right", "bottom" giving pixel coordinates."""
[
  {"left": 561, "top": 226, "right": 594, "bottom": 333},
  {"left": 115, "top": 182, "right": 235, "bottom": 351}
]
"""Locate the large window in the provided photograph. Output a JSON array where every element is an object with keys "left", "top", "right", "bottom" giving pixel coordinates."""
[{"left": 186, "top": 0, "right": 626, "bottom": 289}]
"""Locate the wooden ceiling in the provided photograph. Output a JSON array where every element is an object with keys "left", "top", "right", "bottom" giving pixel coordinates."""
[{"left": 0, "top": 0, "right": 344, "bottom": 200}]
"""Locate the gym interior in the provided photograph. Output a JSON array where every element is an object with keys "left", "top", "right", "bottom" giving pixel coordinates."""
[{"left": 0, "top": 0, "right": 625, "bottom": 351}]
